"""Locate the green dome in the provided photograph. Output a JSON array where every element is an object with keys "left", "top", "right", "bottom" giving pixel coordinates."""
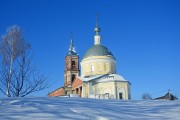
[{"left": 83, "top": 45, "right": 115, "bottom": 59}]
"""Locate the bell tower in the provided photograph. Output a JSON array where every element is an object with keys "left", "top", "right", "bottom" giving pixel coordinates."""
[{"left": 64, "top": 34, "right": 79, "bottom": 89}]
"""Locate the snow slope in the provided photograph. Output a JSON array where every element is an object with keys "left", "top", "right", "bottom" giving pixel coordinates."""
[{"left": 0, "top": 97, "right": 180, "bottom": 120}]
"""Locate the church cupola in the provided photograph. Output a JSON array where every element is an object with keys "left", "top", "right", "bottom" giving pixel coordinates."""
[
  {"left": 94, "top": 16, "right": 101, "bottom": 45},
  {"left": 81, "top": 17, "right": 116, "bottom": 77}
]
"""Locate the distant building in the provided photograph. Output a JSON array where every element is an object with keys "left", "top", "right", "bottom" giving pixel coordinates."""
[
  {"left": 48, "top": 19, "right": 131, "bottom": 100},
  {"left": 154, "top": 91, "right": 178, "bottom": 100}
]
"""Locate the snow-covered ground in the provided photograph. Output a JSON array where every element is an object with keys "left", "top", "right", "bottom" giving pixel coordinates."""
[{"left": 0, "top": 97, "right": 180, "bottom": 120}]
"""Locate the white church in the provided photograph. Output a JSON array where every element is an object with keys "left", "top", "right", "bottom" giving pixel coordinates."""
[{"left": 48, "top": 19, "right": 131, "bottom": 100}]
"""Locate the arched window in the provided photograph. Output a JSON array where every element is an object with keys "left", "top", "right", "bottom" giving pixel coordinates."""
[
  {"left": 71, "top": 74, "right": 76, "bottom": 83},
  {"left": 91, "top": 65, "right": 94, "bottom": 72},
  {"left": 72, "top": 61, "right": 75, "bottom": 69}
]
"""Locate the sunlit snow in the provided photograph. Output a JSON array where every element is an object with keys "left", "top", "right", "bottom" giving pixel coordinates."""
[{"left": 0, "top": 97, "right": 180, "bottom": 120}]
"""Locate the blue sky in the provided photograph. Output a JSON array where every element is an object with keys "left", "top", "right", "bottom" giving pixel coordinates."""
[{"left": 0, "top": 0, "right": 180, "bottom": 99}]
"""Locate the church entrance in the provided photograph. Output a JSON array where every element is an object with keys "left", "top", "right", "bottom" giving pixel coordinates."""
[
  {"left": 118, "top": 88, "right": 125, "bottom": 100},
  {"left": 119, "top": 93, "right": 123, "bottom": 99}
]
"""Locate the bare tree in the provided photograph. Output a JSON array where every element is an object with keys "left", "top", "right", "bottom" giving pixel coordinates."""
[
  {"left": 0, "top": 25, "right": 50, "bottom": 97},
  {"left": 142, "top": 93, "right": 152, "bottom": 100},
  {"left": 0, "top": 25, "right": 22, "bottom": 97}
]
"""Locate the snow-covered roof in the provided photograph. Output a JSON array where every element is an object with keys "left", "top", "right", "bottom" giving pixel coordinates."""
[{"left": 154, "top": 92, "right": 178, "bottom": 100}]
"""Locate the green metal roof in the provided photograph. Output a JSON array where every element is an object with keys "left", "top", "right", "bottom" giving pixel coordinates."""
[{"left": 83, "top": 45, "right": 115, "bottom": 59}]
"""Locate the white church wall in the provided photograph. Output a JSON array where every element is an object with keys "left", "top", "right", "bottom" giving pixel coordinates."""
[{"left": 80, "top": 57, "right": 116, "bottom": 77}]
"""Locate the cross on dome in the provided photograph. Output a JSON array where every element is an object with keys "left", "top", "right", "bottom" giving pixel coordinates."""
[
  {"left": 94, "top": 16, "right": 101, "bottom": 45},
  {"left": 94, "top": 15, "right": 101, "bottom": 35}
]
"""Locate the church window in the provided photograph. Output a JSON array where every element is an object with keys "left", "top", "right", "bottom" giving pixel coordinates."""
[
  {"left": 91, "top": 65, "right": 94, "bottom": 72},
  {"left": 71, "top": 74, "right": 76, "bottom": 83},
  {"left": 72, "top": 61, "right": 75, "bottom": 69}
]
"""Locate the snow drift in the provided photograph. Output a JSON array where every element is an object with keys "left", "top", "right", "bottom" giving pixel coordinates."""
[{"left": 0, "top": 97, "right": 180, "bottom": 120}]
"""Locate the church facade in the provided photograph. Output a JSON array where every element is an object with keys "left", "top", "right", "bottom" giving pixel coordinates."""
[{"left": 48, "top": 21, "right": 131, "bottom": 100}]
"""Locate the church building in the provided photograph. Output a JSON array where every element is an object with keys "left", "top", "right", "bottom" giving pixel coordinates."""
[{"left": 48, "top": 20, "right": 131, "bottom": 100}]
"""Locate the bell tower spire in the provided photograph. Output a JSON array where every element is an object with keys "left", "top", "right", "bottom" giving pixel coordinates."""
[
  {"left": 64, "top": 33, "right": 79, "bottom": 94},
  {"left": 94, "top": 15, "right": 101, "bottom": 45},
  {"left": 68, "top": 32, "right": 77, "bottom": 56}
]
